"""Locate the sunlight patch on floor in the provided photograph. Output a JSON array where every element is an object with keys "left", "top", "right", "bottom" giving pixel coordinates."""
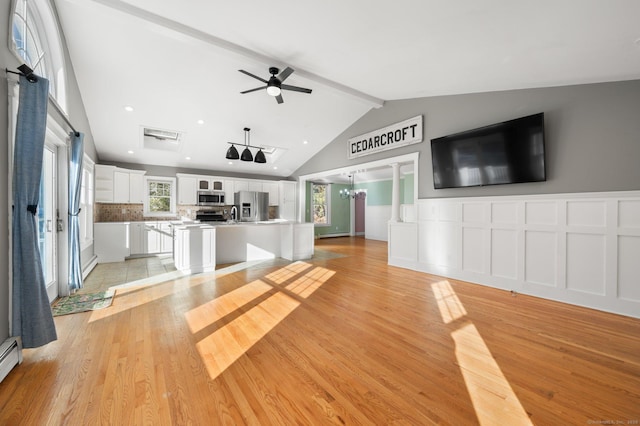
[
  {"left": 432, "top": 280, "right": 532, "bottom": 425},
  {"left": 197, "top": 291, "right": 300, "bottom": 380},
  {"left": 452, "top": 323, "right": 532, "bottom": 425},
  {"left": 184, "top": 280, "right": 273, "bottom": 334},
  {"left": 432, "top": 280, "right": 467, "bottom": 324},
  {"left": 285, "top": 266, "right": 335, "bottom": 298},
  {"left": 189, "top": 261, "right": 336, "bottom": 380}
]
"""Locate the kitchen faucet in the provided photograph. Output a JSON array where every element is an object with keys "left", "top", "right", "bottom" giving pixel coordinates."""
[{"left": 230, "top": 205, "right": 238, "bottom": 222}]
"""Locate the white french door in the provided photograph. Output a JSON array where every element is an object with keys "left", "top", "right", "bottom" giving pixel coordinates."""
[{"left": 39, "top": 144, "right": 58, "bottom": 303}]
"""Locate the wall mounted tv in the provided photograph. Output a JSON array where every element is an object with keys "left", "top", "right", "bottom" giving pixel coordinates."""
[{"left": 430, "top": 112, "right": 546, "bottom": 189}]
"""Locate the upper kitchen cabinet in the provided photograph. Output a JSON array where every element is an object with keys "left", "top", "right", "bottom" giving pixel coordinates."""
[
  {"left": 248, "top": 181, "right": 263, "bottom": 192},
  {"left": 279, "top": 181, "right": 297, "bottom": 221},
  {"left": 177, "top": 174, "right": 197, "bottom": 205},
  {"left": 197, "top": 177, "right": 223, "bottom": 191},
  {"left": 95, "top": 164, "right": 115, "bottom": 202},
  {"left": 114, "top": 170, "right": 146, "bottom": 203},
  {"left": 95, "top": 165, "right": 146, "bottom": 203},
  {"left": 262, "top": 181, "right": 279, "bottom": 206},
  {"left": 223, "top": 179, "right": 235, "bottom": 203},
  {"left": 233, "top": 180, "right": 249, "bottom": 193}
]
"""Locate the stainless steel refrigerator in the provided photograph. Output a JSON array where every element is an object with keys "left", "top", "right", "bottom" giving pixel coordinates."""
[{"left": 234, "top": 191, "right": 269, "bottom": 222}]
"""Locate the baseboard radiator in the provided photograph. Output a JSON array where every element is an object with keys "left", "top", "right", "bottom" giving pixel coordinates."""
[{"left": 0, "top": 337, "right": 23, "bottom": 383}]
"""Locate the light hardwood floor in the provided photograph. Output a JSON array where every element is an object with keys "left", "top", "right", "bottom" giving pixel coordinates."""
[{"left": 1, "top": 237, "right": 638, "bottom": 424}]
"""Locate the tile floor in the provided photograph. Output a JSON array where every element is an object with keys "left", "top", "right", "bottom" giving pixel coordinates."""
[{"left": 80, "top": 254, "right": 176, "bottom": 294}]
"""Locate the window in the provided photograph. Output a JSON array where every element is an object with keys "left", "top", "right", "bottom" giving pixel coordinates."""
[
  {"left": 10, "top": 0, "right": 67, "bottom": 111},
  {"left": 144, "top": 177, "right": 176, "bottom": 217},
  {"left": 311, "top": 183, "right": 330, "bottom": 225},
  {"left": 79, "top": 155, "right": 94, "bottom": 250}
]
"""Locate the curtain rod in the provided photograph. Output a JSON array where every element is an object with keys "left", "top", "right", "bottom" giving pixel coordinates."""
[{"left": 5, "top": 66, "right": 80, "bottom": 137}]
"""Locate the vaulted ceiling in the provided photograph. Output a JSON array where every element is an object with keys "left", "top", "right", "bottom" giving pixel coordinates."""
[{"left": 54, "top": 0, "right": 640, "bottom": 179}]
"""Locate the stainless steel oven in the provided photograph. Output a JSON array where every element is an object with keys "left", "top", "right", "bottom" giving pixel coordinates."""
[{"left": 197, "top": 190, "right": 226, "bottom": 206}]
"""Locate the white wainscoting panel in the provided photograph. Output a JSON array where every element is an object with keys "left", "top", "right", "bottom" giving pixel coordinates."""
[
  {"left": 388, "top": 191, "right": 640, "bottom": 318},
  {"left": 366, "top": 205, "right": 391, "bottom": 241},
  {"left": 525, "top": 230, "right": 557, "bottom": 287},
  {"left": 619, "top": 200, "right": 640, "bottom": 228},
  {"left": 492, "top": 202, "right": 518, "bottom": 224},
  {"left": 566, "top": 233, "right": 606, "bottom": 295},
  {"left": 618, "top": 235, "right": 640, "bottom": 302},
  {"left": 525, "top": 201, "right": 557, "bottom": 225},
  {"left": 462, "top": 227, "right": 485, "bottom": 274},
  {"left": 567, "top": 201, "right": 606, "bottom": 227},
  {"left": 491, "top": 229, "right": 518, "bottom": 280}
]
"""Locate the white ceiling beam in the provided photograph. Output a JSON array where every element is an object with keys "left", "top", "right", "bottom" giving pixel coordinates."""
[{"left": 85, "top": 0, "right": 385, "bottom": 109}]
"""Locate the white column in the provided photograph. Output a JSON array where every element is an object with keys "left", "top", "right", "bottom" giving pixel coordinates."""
[{"left": 390, "top": 163, "right": 401, "bottom": 222}]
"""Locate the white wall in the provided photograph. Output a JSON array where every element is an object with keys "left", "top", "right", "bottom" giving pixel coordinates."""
[{"left": 389, "top": 191, "right": 640, "bottom": 319}]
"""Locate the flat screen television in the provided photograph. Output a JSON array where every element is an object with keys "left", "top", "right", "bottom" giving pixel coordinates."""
[{"left": 430, "top": 112, "right": 546, "bottom": 189}]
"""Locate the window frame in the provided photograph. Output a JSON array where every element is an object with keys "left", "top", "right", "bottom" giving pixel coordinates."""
[
  {"left": 143, "top": 176, "right": 177, "bottom": 218},
  {"left": 311, "top": 182, "right": 331, "bottom": 226},
  {"left": 9, "top": 0, "right": 68, "bottom": 112},
  {"left": 79, "top": 154, "right": 94, "bottom": 251}
]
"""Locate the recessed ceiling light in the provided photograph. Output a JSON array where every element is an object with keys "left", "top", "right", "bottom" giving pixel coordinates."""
[
  {"left": 124, "top": 106, "right": 134, "bottom": 112},
  {"left": 303, "top": 140, "right": 308, "bottom": 144},
  {"left": 197, "top": 119, "right": 204, "bottom": 125},
  {"left": 228, "top": 161, "right": 233, "bottom": 165},
  {"left": 273, "top": 166, "right": 278, "bottom": 170},
  {"left": 127, "top": 150, "right": 134, "bottom": 154},
  {"left": 185, "top": 156, "right": 191, "bottom": 160}
]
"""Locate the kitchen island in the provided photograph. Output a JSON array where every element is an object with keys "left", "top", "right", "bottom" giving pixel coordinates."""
[{"left": 172, "top": 221, "right": 314, "bottom": 273}]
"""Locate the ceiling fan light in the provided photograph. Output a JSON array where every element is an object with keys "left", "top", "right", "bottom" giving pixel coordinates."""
[
  {"left": 266, "top": 85, "right": 281, "bottom": 97},
  {"left": 254, "top": 149, "right": 266, "bottom": 163},
  {"left": 241, "top": 147, "right": 254, "bottom": 162},
  {"left": 226, "top": 144, "right": 239, "bottom": 160}
]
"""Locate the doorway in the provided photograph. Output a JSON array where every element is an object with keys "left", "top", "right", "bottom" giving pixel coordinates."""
[{"left": 354, "top": 191, "right": 366, "bottom": 236}]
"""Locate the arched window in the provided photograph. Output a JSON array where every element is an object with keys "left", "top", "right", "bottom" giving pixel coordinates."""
[{"left": 9, "top": 0, "right": 67, "bottom": 112}]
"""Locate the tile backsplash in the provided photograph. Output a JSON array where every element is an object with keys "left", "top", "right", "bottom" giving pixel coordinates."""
[{"left": 95, "top": 203, "right": 279, "bottom": 222}]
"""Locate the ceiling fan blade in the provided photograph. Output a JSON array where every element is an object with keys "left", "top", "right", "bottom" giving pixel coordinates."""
[
  {"left": 238, "top": 69, "right": 268, "bottom": 83},
  {"left": 240, "top": 86, "right": 267, "bottom": 94},
  {"left": 276, "top": 94, "right": 284, "bottom": 104},
  {"left": 281, "top": 84, "right": 312, "bottom": 94},
  {"left": 277, "top": 67, "right": 294, "bottom": 82}
]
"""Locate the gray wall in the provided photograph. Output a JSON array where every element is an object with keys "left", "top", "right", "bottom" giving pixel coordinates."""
[
  {"left": 1, "top": 0, "right": 98, "bottom": 342},
  {"left": 293, "top": 80, "right": 640, "bottom": 198}
]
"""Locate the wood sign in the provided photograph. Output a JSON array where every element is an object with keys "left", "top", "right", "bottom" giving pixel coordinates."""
[{"left": 348, "top": 115, "right": 423, "bottom": 159}]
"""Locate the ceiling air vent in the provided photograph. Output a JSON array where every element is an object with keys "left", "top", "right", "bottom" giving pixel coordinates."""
[{"left": 142, "top": 127, "right": 183, "bottom": 152}]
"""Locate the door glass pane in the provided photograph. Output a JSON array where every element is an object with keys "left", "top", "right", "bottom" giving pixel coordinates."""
[{"left": 38, "top": 148, "right": 55, "bottom": 286}]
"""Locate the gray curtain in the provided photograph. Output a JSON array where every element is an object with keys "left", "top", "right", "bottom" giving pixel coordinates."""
[
  {"left": 12, "top": 74, "right": 57, "bottom": 348},
  {"left": 68, "top": 132, "right": 84, "bottom": 291}
]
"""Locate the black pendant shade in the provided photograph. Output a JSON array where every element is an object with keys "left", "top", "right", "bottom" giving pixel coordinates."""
[
  {"left": 241, "top": 147, "right": 254, "bottom": 162},
  {"left": 225, "top": 127, "right": 268, "bottom": 164},
  {"left": 226, "top": 144, "right": 239, "bottom": 160},
  {"left": 254, "top": 149, "right": 266, "bottom": 163}
]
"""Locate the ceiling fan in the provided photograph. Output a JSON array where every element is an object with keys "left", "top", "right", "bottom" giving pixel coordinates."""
[{"left": 239, "top": 66, "right": 312, "bottom": 104}]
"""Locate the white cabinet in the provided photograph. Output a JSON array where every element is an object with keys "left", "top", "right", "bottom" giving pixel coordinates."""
[
  {"left": 263, "top": 181, "right": 279, "bottom": 206},
  {"left": 95, "top": 165, "right": 145, "bottom": 203},
  {"left": 129, "top": 222, "right": 145, "bottom": 255},
  {"left": 129, "top": 221, "right": 173, "bottom": 255},
  {"left": 113, "top": 171, "right": 129, "bottom": 203},
  {"left": 129, "top": 172, "right": 145, "bottom": 203},
  {"left": 177, "top": 175, "right": 197, "bottom": 205},
  {"left": 248, "top": 181, "right": 263, "bottom": 192},
  {"left": 173, "top": 225, "right": 216, "bottom": 273},
  {"left": 224, "top": 179, "right": 235, "bottom": 204},
  {"left": 234, "top": 180, "right": 249, "bottom": 192},
  {"left": 94, "top": 223, "right": 130, "bottom": 263},
  {"left": 94, "top": 165, "right": 115, "bottom": 202},
  {"left": 279, "top": 181, "right": 297, "bottom": 221},
  {"left": 197, "top": 178, "right": 223, "bottom": 191}
]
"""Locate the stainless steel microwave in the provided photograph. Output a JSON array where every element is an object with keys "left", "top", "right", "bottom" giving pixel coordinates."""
[{"left": 197, "top": 190, "right": 226, "bottom": 206}]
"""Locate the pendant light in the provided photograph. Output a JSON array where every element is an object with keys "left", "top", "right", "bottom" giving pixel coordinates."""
[
  {"left": 225, "top": 127, "right": 267, "bottom": 164},
  {"left": 226, "top": 144, "right": 239, "bottom": 160}
]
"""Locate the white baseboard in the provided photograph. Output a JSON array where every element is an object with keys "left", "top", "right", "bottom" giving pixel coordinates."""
[{"left": 82, "top": 255, "right": 98, "bottom": 279}]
